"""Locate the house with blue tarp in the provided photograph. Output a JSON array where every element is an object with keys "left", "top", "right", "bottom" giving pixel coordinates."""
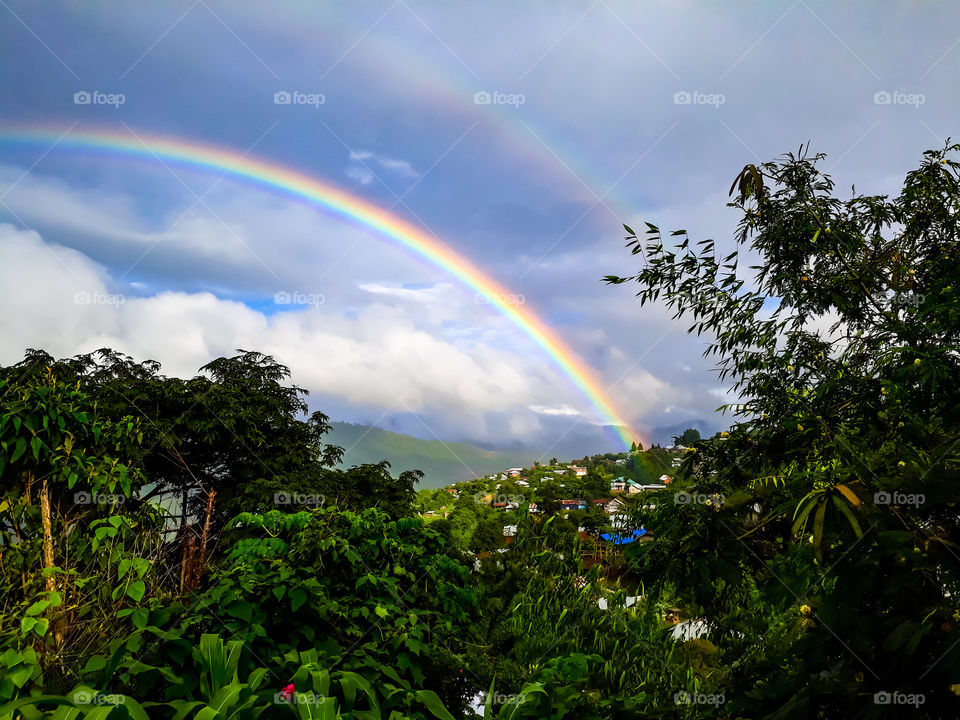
[{"left": 600, "top": 528, "right": 648, "bottom": 544}]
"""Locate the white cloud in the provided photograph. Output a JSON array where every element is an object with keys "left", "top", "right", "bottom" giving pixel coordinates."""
[
  {"left": 0, "top": 225, "right": 566, "bottom": 443},
  {"left": 345, "top": 166, "right": 374, "bottom": 185},
  {"left": 347, "top": 150, "right": 419, "bottom": 185},
  {"left": 357, "top": 281, "right": 455, "bottom": 302},
  {"left": 529, "top": 404, "right": 581, "bottom": 416}
]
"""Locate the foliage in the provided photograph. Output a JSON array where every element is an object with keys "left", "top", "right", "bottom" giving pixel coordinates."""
[
  {"left": 606, "top": 142, "right": 960, "bottom": 715},
  {"left": 180, "top": 507, "right": 478, "bottom": 716}
]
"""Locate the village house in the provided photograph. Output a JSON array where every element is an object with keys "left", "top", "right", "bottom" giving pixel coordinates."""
[
  {"left": 610, "top": 477, "right": 628, "bottom": 492},
  {"left": 628, "top": 479, "right": 667, "bottom": 494},
  {"left": 570, "top": 466, "right": 588, "bottom": 476},
  {"left": 506, "top": 468, "right": 523, "bottom": 477},
  {"left": 604, "top": 497, "right": 626, "bottom": 514}
]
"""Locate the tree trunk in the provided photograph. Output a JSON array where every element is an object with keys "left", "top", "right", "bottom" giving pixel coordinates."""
[
  {"left": 38, "top": 473, "right": 66, "bottom": 649},
  {"left": 38, "top": 474, "right": 55, "bottom": 593},
  {"left": 199, "top": 489, "right": 216, "bottom": 565}
]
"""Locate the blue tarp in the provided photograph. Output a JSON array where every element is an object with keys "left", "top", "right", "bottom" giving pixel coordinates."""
[{"left": 600, "top": 528, "right": 648, "bottom": 544}]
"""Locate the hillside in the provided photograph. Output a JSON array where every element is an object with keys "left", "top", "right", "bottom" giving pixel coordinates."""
[{"left": 326, "top": 421, "right": 533, "bottom": 488}]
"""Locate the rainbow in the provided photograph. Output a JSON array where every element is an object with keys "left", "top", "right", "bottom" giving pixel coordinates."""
[{"left": 0, "top": 125, "right": 638, "bottom": 449}]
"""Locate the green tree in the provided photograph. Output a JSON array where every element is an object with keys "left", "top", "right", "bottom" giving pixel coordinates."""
[
  {"left": 0, "top": 368, "right": 163, "bottom": 693},
  {"left": 606, "top": 143, "right": 960, "bottom": 716},
  {"left": 671, "top": 427, "right": 700, "bottom": 446}
]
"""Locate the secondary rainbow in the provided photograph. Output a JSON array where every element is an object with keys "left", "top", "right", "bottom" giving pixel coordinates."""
[{"left": 0, "top": 126, "right": 638, "bottom": 449}]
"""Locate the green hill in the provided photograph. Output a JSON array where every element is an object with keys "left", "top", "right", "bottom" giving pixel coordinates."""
[{"left": 326, "top": 422, "right": 532, "bottom": 489}]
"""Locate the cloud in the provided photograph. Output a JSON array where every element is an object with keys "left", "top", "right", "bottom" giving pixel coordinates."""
[
  {"left": 357, "top": 281, "right": 455, "bottom": 302},
  {"left": 347, "top": 150, "right": 420, "bottom": 185},
  {"left": 346, "top": 166, "right": 375, "bottom": 185},
  {"left": 0, "top": 225, "right": 577, "bottom": 443},
  {"left": 529, "top": 404, "right": 581, "bottom": 417}
]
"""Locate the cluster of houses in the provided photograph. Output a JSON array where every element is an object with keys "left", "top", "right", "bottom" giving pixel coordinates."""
[
  {"left": 609, "top": 475, "right": 672, "bottom": 493},
  {"left": 503, "top": 465, "right": 587, "bottom": 480}
]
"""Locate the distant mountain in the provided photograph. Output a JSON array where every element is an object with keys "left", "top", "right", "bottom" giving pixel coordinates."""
[{"left": 325, "top": 422, "right": 533, "bottom": 489}]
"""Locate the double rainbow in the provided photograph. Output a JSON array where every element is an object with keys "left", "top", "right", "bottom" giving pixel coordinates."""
[{"left": 0, "top": 126, "right": 638, "bottom": 449}]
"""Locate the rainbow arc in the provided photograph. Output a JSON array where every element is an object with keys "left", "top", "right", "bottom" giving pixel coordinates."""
[{"left": 0, "top": 126, "right": 639, "bottom": 449}]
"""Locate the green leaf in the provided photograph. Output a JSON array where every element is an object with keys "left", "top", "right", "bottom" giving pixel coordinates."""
[
  {"left": 82, "top": 655, "right": 108, "bottom": 674},
  {"left": 289, "top": 588, "right": 307, "bottom": 612},
  {"left": 25, "top": 599, "right": 49, "bottom": 617},
  {"left": 11, "top": 438, "right": 26, "bottom": 464},
  {"left": 791, "top": 495, "right": 818, "bottom": 536},
  {"left": 0, "top": 696, "right": 79, "bottom": 717},
  {"left": 30, "top": 436, "right": 41, "bottom": 462},
  {"left": 414, "top": 690, "right": 455, "bottom": 720},
  {"left": 226, "top": 600, "right": 254, "bottom": 622},
  {"left": 832, "top": 496, "right": 863, "bottom": 538},
  {"left": 813, "top": 500, "right": 827, "bottom": 558},
  {"left": 126, "top": 580, "right": 146, "bottom": 603}
]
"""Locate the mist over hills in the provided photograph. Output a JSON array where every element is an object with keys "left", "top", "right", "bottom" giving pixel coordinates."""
[
  {"left": 327, "top": 419, "right": 714, "bottom": 488},
  {"left": 326, "top": 422, "right": 532, "bottom": 488}
]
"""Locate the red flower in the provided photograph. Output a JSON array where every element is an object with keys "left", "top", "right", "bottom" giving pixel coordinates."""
[{"left": 280, "top": 683, "right": 295, "bottom": 701}]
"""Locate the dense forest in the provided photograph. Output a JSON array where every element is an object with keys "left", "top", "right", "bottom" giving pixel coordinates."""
[{"left": 2, "top": 144, "right": 960, "bottom": 717}]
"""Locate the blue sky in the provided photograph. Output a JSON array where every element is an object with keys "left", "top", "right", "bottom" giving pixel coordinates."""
[{"left": 0, "top": 0, "right": 957, "bottom": 453}]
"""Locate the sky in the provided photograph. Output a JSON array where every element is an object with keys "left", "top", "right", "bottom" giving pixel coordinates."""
[{"left": 0, "top": 0, "right": 957, "bottom": 455}]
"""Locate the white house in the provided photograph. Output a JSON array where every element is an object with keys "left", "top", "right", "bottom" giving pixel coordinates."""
[{"left": 605, "top": 497, "right": 626, "bottom": 514}]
